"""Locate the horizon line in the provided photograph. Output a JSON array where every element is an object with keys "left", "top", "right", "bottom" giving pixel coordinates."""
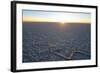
[{"left": 22, "top": 21, "right": 91, "bottom": 24}]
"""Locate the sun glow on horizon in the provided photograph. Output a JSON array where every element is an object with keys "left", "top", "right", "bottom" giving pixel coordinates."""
[{"left": 59, "top": 21, "right": 67, "bottom": 26}]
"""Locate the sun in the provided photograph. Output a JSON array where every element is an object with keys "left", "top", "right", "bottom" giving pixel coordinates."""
[
  {"left": 60, "top": 22, "right": 65, "bottom": 25},
  {"left": 59, "top": 21, "right": 66, "bottom": 26}
]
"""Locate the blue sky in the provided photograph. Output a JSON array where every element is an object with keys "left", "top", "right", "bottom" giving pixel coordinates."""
[{"left": 22, "top": 10, "right": 91, "bottom": 23}]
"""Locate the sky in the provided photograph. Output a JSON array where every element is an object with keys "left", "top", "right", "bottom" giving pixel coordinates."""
[{"left": 22, "top": 10, "right": 91, "bottom": 23}]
